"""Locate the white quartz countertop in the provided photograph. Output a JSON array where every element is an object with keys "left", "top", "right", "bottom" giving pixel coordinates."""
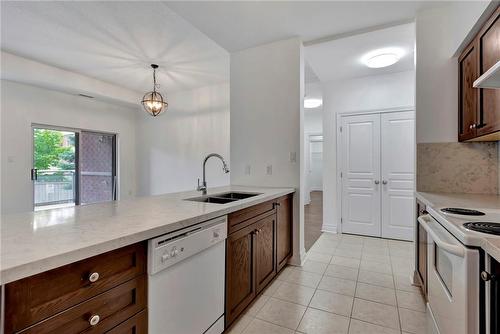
[
  {"left": 416, "top": 191, "right": 500, "bottom": 262},
  {"left": 0, "top": 186, "right": 295, "bottom": 284}
]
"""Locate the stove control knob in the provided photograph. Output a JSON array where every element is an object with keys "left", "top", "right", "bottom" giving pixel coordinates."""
[{"left": 161, "top": 253, "right": 170, "bottom": 262}]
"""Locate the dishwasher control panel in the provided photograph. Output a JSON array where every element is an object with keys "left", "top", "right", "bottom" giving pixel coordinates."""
[{"left": 148, "top": 216, "right": 227, "bottom": 275}]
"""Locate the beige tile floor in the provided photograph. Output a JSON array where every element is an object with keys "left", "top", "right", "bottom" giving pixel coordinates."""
[{"left": 227, "top": 233, "right": 428, "bottom": 334}]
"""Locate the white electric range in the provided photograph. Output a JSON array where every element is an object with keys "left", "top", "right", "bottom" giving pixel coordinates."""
[{"left": 417, "top": 197, "right": 500, "bottom": 334}]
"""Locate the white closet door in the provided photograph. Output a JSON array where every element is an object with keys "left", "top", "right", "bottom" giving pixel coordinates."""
[
  {"left": 381, "top": 111, "right": 415, "bottom": 241},
  {"left": 341, "top": 114, "right": 381, "bottom": 237}
]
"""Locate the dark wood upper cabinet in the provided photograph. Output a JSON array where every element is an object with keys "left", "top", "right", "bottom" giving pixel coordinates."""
[
  {"left": 276, "top": 195, "right": 293, "bottom": 272},
  {"left": 458, "top": 42, "right": 479, "bottom": 141},
  {"left": 459, "top": 6, "right": 500, "bottom": 142},
  {"left": 477, "top": 7, "right": 500, "bottom": 137}
]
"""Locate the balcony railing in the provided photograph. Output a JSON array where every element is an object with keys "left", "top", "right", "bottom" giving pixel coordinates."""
[{"left": 34, "top": 170, "right": 75, "bottom": 207}]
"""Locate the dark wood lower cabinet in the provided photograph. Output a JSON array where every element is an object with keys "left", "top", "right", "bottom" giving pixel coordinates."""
[
  {"left": 4, "top": 242, "right": 148, "bottom": 334},
  {"left": 415, "top": 199, "right": 428, "bottom": 299},
  {"left": 107, "top": 310, "right": 147, "bottom": 334},
  {"left": 225, "top": 223, "right": 257, "bottom": 326},
  {"left": 276, "top": 195, "right": 293, "bottom": 272},
  {"left": 254, "top": 213, "right": 277, "bottom": 293},
  {"left": 225, "top": 194, "right": 293, "bottom": 329}
]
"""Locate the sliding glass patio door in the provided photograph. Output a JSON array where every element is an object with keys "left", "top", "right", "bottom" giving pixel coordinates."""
[{"left": 32, "top": 126, "right": 116, "bottom": 211}]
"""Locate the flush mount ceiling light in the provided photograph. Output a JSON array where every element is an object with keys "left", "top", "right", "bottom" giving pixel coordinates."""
[
  {"left": 141, "top": 64, "right": 168, "bottom": 117},
  {"left": 304, "top": 98, "right": 322, "bottom": 109},
  {"left": 362, "top": 48, "right": 404, "bottom": 68}
]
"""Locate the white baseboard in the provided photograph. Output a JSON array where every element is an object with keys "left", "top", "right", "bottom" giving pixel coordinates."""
[{"left": 321, "top": 224, "right": 337, "bottom": 234}]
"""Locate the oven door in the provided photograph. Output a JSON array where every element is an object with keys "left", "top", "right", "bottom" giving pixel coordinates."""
[{"left": 418, "top": 214, "right": 479, "bottom": 334}]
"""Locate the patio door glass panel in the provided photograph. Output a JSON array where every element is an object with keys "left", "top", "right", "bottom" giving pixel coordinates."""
[
  {"left": 79, "top": 131, "right": 116, "bottom": 204},
  {"left": 32, "top": 127, "right": 77, "bottom": 210}
]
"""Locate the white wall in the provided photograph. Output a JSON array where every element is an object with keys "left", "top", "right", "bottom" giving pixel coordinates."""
[
  {"left": 230, "top": 37, "right": 305, "bottom": 264},
  {"left": 415, "top": 2, "right": 492, "bottom": 143},
  {"left": 136, "top": 83, "right": 230, "bottom": 195},
  {"left": 322, "top": 70, "right": 415, "bottom": 233},
  {"left": 1, "top": 80, "right": 137, "bottom": 214}
]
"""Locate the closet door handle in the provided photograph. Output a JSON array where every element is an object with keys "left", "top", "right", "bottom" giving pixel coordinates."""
[
  {"left": 374, "top": 180, "right": 380, "bottom": 185},
  {"left": 382, "top": 180, "right": 388, "bottom": 185}
]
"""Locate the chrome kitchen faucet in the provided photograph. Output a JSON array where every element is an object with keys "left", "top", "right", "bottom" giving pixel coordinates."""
[{"left": 197, "top": 153, "right": 230, "bottom": 195}]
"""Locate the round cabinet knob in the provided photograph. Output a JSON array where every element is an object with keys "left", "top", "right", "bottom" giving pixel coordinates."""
[
  {"left": 89, "top": 314, "right": 100, "bottom": 326},
  {"left": 382, "top": 180, "right": 388, "bottom": 185},
  {"left": 374, "top": 180, "right": 380, "bottom": 185},
  {"left": 469, "top": 125, "right": 473, "bottom": 129},
  {"left": 472, "top": 124, "right": 477, "bottom": 129},
  {"left": 88, "top": 272, "right": 100, "bottom": 283},
  {"left": 481, "top": 271, "right": 493, "bottom": 281}
]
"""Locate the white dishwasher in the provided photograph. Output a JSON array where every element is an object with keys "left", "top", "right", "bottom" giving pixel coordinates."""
[{"left": 148, "top": 216, "right": 227, "bottom": 334}]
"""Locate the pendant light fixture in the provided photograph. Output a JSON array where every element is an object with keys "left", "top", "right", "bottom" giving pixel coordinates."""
[{"left": 141, "top": 64, "right": 168, "bottom": 117}]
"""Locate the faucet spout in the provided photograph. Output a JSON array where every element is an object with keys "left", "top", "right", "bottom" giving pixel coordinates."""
[{"left": 197, "top": 153, "right": 230, "bottom": 195}]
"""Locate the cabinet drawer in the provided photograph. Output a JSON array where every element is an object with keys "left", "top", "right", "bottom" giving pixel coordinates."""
[
  {"left": 106, "top": 309, "right": 147, "bottom": 334},
  {"left": 18, "top": 276, "right": 147, "bottom": 334},
  {"left": 228, "top": 200, "right": 276, "bottom": 233},
  {"left": 5, "top": 242, "right": 146, "bottom": 333}
]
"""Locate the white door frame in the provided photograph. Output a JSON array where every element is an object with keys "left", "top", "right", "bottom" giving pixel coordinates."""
[{"left": 336, "top": 106, "right": 415, "bottom": 235}]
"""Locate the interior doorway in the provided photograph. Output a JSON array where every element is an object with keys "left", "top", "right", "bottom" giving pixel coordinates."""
[
  {"left": 32, "top": 125, "right": 117, "bottom": 211},
  {"left": 304, "top": 133, "right": 324, "bottom": 251}
]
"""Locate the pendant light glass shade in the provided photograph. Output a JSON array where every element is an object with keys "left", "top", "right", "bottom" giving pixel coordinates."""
[{"left": 142, "top": 64, "right": 167, "bottom": 117}]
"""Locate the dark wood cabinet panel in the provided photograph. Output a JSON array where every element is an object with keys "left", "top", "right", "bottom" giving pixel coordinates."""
[
  {"left": 276, "top": 195, "right": 293, "bottom": 272},
  {"left": 5, "top": 243, "right": 146, "bottom": 333},
  {"left": 254, "top": 213, "right": 277, "bottom": 293},
  {"left": 106, "top": 310, "right": 147, "bottom": 334},
  {"left": 18, "top": 276, "right": 146, "bottom": 334},
  {"left": 415, "top": 199, "right": 427, "bottom": 300},
  {"left": 478, "top": 7, "right": 500, "bottom": 137},
  {"left": 225, "top": 223, "right": 256, "bottom": 326},
  {"left": 458, "top": 42, "right": 479, "bottom": 141},
  {"left": 228, "top": 200, "right": 275, "bottom": 233}
]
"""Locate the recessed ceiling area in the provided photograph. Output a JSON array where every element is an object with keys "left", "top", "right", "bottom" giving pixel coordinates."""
[
  {"left": 165, "top": 1, "right": 443, "bottom": 52},
  {"left": 0, "top": 1, "right": 229, "bottom": 94},
  {"left": 305, "top": 23, "right": 415, "bottom": 82}
]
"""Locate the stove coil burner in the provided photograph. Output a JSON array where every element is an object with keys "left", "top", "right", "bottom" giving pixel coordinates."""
[
  {"left": 441, "top": 208, "right": 485, "bottom": 216},
  {"left": 463, "top": 222, "right": 500, "bottom": 235}
]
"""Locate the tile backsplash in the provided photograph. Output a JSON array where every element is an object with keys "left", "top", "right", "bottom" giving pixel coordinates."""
[{"left": 417, "top": 142, "right": 499, "bottom": 194}]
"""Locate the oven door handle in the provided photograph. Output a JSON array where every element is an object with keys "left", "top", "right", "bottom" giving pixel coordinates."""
[{"left": 418, "top": 214, "right": 465, "bottom": 258}]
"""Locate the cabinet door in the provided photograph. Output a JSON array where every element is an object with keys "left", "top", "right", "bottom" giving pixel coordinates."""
[
  {"left": 477, "top": 7, "right": 500, "bottom": 137},
  {"left": 276, "top": 195, "right": 293, "bottom": 272},
  {"left": 254, "top": 213, "right": 277, "bottom": 293},
  {"left": 225, "top": 224, "right": 256, "bottom": 326},
  {"left": 458, "top": 41, "right": 479, "bottom": 141}
]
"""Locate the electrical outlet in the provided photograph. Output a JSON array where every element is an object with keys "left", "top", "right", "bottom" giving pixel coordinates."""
[
  {"left": 245, "top": 165, "right": 251, "bottom": 175},
  {"left": 289, "top": 152, "right": 297, "bottom": 163},
  {"left": 266, "top": 165, "right": 273, "bottom": 175}
]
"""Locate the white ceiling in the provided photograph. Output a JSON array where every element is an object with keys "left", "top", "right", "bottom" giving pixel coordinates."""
[
  {"left": 165, "top": 1, "right": 444, "bottom": 52},
  {"left": 0, "top": 1, "right": 229, "bottom": 94},
  {"left": 305, "top": 23, "right": 415, "bottom": 82}
]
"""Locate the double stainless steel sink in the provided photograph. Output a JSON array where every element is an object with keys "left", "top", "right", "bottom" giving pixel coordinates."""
[{"left": 185, "top": 192, "right": 261, "bottom": 204}]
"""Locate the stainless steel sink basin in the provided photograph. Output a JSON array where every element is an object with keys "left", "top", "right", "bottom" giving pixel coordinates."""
[
  {"left": 215, "top": 192, "right": 261, "bottom": 200},
  {"left": 185, "top": 192, "right": 261, "bottom": 204}
]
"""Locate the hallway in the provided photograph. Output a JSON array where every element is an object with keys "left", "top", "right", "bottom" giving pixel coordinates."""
[{"left": 305, "top": 191, "right": 323, "bottom": 251}]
